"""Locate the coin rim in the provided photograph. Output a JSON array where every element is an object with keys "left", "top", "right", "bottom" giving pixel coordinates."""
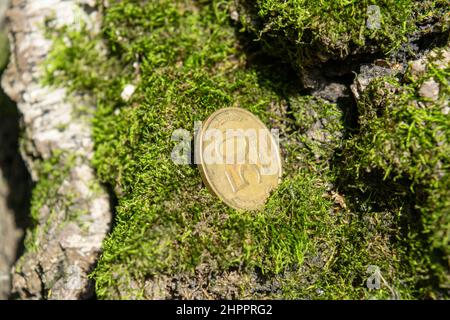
[{"left": 196, "top": 107, "right": 282, "bottom": 211}]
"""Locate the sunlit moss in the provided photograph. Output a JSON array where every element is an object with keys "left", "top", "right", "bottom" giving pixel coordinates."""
[{"left": 41, "top": 0, "right": 449, "bottom": 299}]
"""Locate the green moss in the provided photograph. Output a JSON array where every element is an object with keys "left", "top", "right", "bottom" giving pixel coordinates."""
[
  {"left": 0, "top": 32, "right": 8, "bottom": 73},
  {"left": 236, "top": 0, "right": 449, "bottom": 70},
  {"left": 341, "top": 47, "right": 450, "bottom": 295},
  {"left": 42, "top": 0, "right": 449, "bottom": 299},
  {"left": 43, "top": 21, "right": 120, "bottom": 96},
  {"left": 23, "top": 151, "right": 76, "bottom": 252},
  {"left": 89, "top": 0, "right": 335, "bottom": 298}
]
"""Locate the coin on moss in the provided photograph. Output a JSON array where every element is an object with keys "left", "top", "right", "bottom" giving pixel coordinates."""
[{"left": 195, "top": 108, "right": 282, "bottom": 210}]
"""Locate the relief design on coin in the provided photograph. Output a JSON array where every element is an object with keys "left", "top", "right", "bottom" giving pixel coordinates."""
[{"left": 196, "top": 108, "right": 282, "bottom": 210}]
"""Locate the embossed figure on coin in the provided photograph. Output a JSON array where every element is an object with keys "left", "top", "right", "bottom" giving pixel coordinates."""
[{"left": 196, "top": 108, "right": 282, "bottom": 210}]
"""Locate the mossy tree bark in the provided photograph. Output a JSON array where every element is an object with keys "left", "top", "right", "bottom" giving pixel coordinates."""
[{"left": 1, "top": 0, "right": 111, "bottom": 299}]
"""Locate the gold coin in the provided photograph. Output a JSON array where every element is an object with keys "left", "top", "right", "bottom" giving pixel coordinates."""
[{"left": 196, "top": 108, "right": 282, "bottom": 210}]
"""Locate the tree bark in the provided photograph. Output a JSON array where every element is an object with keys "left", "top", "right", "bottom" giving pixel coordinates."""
[{"left": 1, "top": 0, "right": 111, "bottom": 299}]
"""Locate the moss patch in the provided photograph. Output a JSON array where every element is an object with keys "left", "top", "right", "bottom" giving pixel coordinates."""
[
  {"left": 89, "top": 0, "right": 338, "bottom": 298},
  {"left": 236, "top": 0, "right": 449, "bottom": 70},
  {"left": 341, "top": 49, "right": 450, "bottom": 295}
]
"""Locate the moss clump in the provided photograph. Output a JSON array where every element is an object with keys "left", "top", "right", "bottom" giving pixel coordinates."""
[
  {"left": 42, "top": 0, "right": 449, "bottom": 299},
  {"left": 0, "top": 28, "right": 11, "bottom": 111},
  {"left": 0, "top": 30, "right": 9, "bottom": 73},
  {"left": 236, "top": 0, "right": 449, "bottom": 70},
  {"left": 22, "top": 151, "right": 75, "bottom": 252},
  {"left": 288, "top": 95, "right": 344, "bottom": 163},
  {"left": 341, "top": 46, "right": 450, "bottom": 295},
  {"left": 43, "top": 22, "right": 120, "bottom": 97}
]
